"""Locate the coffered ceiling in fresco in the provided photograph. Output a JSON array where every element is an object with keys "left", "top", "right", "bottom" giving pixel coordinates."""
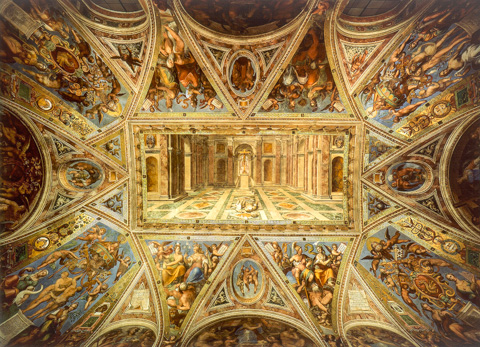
[{"left": 0, "top": 0, "right": 479, "bottom": 346}]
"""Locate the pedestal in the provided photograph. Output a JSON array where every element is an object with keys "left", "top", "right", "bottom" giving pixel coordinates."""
[{"left": 239, "top": 174, "right": 250, "bottom": 190}]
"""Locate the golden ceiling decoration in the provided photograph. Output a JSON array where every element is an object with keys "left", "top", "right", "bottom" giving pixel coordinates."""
[{"left": 0, "top": 0, "right": 479, "bottom": 346}]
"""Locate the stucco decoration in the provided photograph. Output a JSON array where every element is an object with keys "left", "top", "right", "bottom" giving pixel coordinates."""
[{"left": 0, "top": 0, "right": 479, "bottom": 345}]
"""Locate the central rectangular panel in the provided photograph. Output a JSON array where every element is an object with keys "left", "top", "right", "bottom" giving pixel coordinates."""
[{"left": 136, "top": 129, "right": 351, "bottom": 227}]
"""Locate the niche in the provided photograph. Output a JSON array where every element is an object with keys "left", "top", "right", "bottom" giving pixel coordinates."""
[
  {"left": 264, "top": 159, "right": 273, "bottom": 182},
  {"left": 332, "top": 157, "right": 343, "bottom": 192},
  {"left": 217, "top": 159, "right": 226, "bottom": 183},
  {"left": 146, "top": 157, "right": 158, "bottom": 192}
]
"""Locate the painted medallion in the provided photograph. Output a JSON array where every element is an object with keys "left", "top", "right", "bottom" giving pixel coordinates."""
[{"left": 232, "top": 259, "right": 264, "bottom": 304}]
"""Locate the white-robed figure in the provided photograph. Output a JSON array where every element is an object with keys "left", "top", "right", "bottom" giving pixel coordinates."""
[
  {"left": 238, "top": 149, "right": 251, "bottom": 175},
  {"left": 235, "top": 149, "right": 254, "bottom": 190}
]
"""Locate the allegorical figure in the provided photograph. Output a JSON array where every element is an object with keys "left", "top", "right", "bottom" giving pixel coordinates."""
[
  {"left": 388, "top": 164, "right": 425, "bottom": 191},
  {"left": 446, "top": 273, "right": 480, "bottom": 307},
  {"left": 162, "top": 244, "right": 186, "bottom": 286},
  {"left": 1, "top": 267, "right": 48, "bottom": 306}
]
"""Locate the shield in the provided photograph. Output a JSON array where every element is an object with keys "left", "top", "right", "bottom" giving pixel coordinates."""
[{"left": 412, "top": 273, "right": 444, "bottom": 300}]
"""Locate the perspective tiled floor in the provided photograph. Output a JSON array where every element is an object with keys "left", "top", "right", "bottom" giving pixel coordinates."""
[{"left": 147, "top": 187, "right": 344, "bottom": 223}]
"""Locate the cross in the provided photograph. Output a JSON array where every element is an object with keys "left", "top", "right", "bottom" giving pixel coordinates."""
[{"left": 238, "top": 149, "right": 251, "bottom": 156}]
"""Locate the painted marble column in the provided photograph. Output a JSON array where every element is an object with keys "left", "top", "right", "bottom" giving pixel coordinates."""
[
  {"left": 281, "top": 139, "right": 287, "bottom": 185},
  {"left": 316, "top": 148, "right": 321, "bottom": 196},
  {"left": 318, "top": 135, "right": 331, "bottom": 199},
  {"left": 307, "top": 137, "right": 313, "bottom": 194},
  {"left": 176, "top": 136, "right": 185, "bottom": 196},
  {"left": 275, "top": 138, "right": 281, "bottom": 185},
  {"left": 203, "top": 141, "right": 208, "bottom": 187},
  {"left": 208, "top": 139, "right": 215, "bottom": 185},
  {"left": 159, "top": 134, "right": 169, "bottom": 197},
  {"left": 191, "top": 138, "right": 197, "bottom": 189},
  {"left": 312, "top": 135, "right": 318, "bottom": 196},
  {"left": 184, "top": 136, "right": 192, "bottom": 192},
  {"left": 297, "top": 137, "right": 304, "bottom": 189},
  {"left": 256, "top": 140, "right": 262, "bottom": 184},
  {"left": 286, "top": 140, "right": 291, "bottom": 186},
  {"left": 227, "top": 137, "right": 234, "bottom": 186},
  {"left": 292, "top": 137, "right": 297, "bottom": 188},
  {"left": 165, "top": 135, "right": 184, "bottom": 199},
  {"left": 167, "top": 134, "right": 174, "bottom": 198},
  {"left": 196, "top": 142, "right": 201, "bottom": 187}
]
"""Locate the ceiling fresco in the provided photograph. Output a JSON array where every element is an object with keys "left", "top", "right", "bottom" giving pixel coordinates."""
[
  {"left": 257, "top": 237, "right": 353, "bottom": 330},
  {"left": 89, "top": 326, "right": 156, "bottom": 347},
  {"left": 140, "top": 9, "right": 225, "bottom": 115},
  {"left": 0, "top": 0, "right": 132, "bottom": 131},
  {"left": 141, "top": 235, "right": 236, "bottom": 336},
  {"left": 0, "top": 0, "right": 479, "bottom": 346},
  {"left": 185, "top": 317, "right": 318, "bottom": 347},
  {"left": 447, "top": 118, "right": 480, "bottom": 233},
  {"left": 261, "top": 24, "right": 347, "bottom": 115},
  {"left": 354, "top": 0, "right": 480, "bottom": 140},
  {"left": 345, "top": 325, "right": 415, "bottom": 347},
  {"left": 0, "top": 211, "right": 140, "bottom": 346},
  {"left": 180, "top": 0, "right": 308, "bottom": 36},
  {"left": 0, "top": 106, "right": 44, "bottom": 233}
]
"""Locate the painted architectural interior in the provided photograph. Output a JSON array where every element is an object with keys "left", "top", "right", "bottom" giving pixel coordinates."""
[{"left": 0, "top": 0, "right": 479, "bottom": 346}]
